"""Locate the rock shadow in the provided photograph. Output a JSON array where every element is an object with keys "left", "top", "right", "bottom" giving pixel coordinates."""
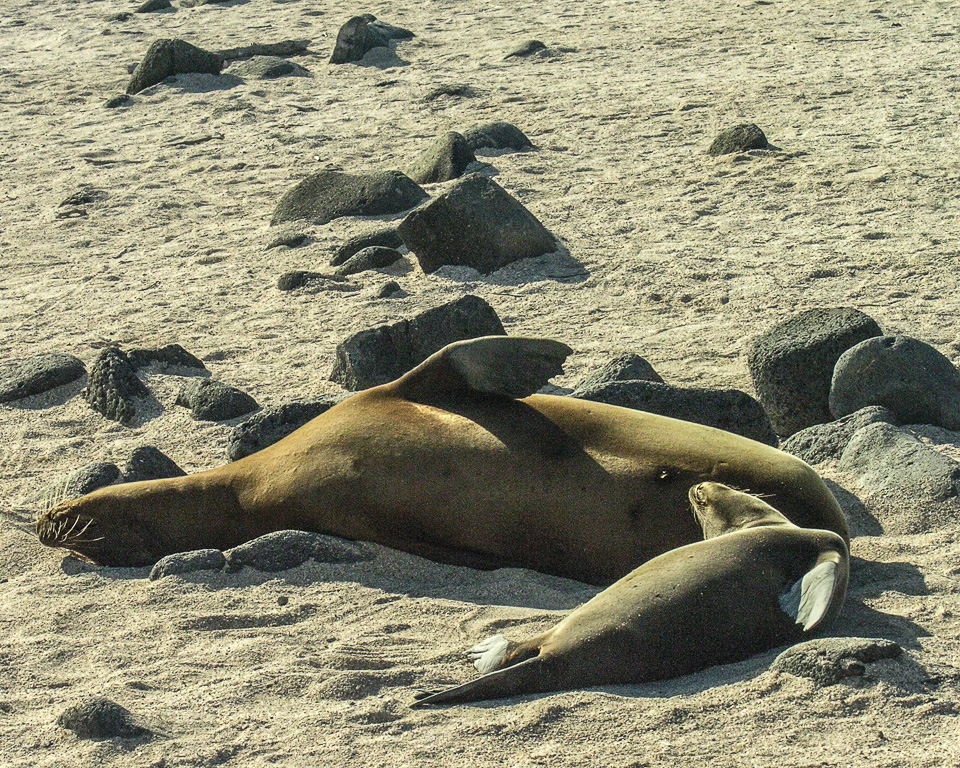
[
  {"left": 429, "top": 244, "right": 589, "bottom": 286},
  {"left": 823, "top": 478, "right": 883, "bottom": 537}
]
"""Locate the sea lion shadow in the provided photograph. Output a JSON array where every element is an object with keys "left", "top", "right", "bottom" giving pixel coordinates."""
[
  {"left": 60, "top": 556, "right": 150, "bottom": 580},
  {"left": 833, "top": 596, "right": 928, "bottom": 649},
  {"left": 823, "top": 478, "right": 883, "bottom": 537},
  {"left": 848, "top": 556, "right": 929, "bottom": 598}
]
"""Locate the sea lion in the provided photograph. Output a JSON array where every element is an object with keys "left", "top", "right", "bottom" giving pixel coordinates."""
[
  {"left": 36, "top": 336, "right": 848, "bottom": 585},
  {"left": 412, "top": 482, "right": 849, "bottom": 705}
]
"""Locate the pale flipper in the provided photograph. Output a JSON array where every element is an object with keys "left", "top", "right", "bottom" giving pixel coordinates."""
[{"left": 779, "top": 549, "right": 848, "bottom": 632}]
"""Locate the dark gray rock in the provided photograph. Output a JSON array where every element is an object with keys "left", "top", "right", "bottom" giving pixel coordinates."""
[
  {"left": 333, "top": 246, "right": 403, "bottom": 277},
  {"left": 746, "top": 308, "right": 883, "bottom": 437},
  {"left": 462, "top": 121, "right": 534, "bottom": 152},
  {"left": 136, "top": 0, "right": 171, "bottom": 11},
  {"left": 771, "top": 638, "right": 902, "bottom": 686},
  {"left": 329, "top": 294, "right": 505, "bottom": 390},
  {"left": 707, "top": 123, "right": 769, "bottom": 156},
  {"left": 271, "top": 170, "right": 427, "bottom": 226},
  {"left": 830, "top": 335, "right": 960, "bottom": 428},
  {"left": 838, "top": 422, "right": 960, "bottom": 503},
  {"left": 277, "top": 271, "right": 323, "bottom": 291},
  {"left": 127, "top": 343, "right": 205, "bottom": 371},
  {"left": 176, "top": 379, "right": 259, "bottom": 422},
  {"left": 57, "top": 698, "right": 151, "bottom": 740},
  {"left": 572, "top": 353, "right": 663, "bottom": 394},
  {"left": 330, "top": 227, "right": 403, "bottom": 267},
  {"left": 60, "top": 188, "right": 107, "bottom": 207},
  {"left": 266, "top": 227, "right": 307, "bottom": 250},
  {"left": 122, "top": 446, "right": 186, "bottom": 484},
  {"left": 572, "top": 380, "right": 778, "bottom": 446},
  {"left": 149, "top": 549, "right": 226, "bottom": 580},
  {"left": 226, "top": 398, "right": 342, "bottom": 461},
  {"left": 0, "top": 353, "right": 85, "bottom": 402},
  {"left": 217, "top": 39, "right": 312, "bottom": 61},
  {"left": 364, "top": 14, "right": 414, "bottom": 40},
  {"left": 83, "top": 347, "right": 149, "bottom": 425},
  {"left": 104, "top": 94, "right": 133, "bottom": 108},
  {"left": 398, "top": 174, "right": 556, "bottom": 274},
  {"left": 407, "top": 132, "right": 477, "bottom": 184},
  {"left": 376, "top": 280, "right": 404, "bottom": 299},
  {"left": 329, "top": 16, "right": 390, "bottom": 64},
  {"left": 126, "top": 39, "right": 224, "bottom": 96},
  {"left": 35, "top": 462, "right": 121, "bottom": 512},
  {"left": 780, "top": 406, "right": 898, "bottom": 464},
  {"left": 505, "top": 39, "right": 547, "bottom": 59},
  {"left": 229, "top": 55, "right": 310, "bottom": 79},
  {"left": 423, "top": 83, "right": 477, "bottom": 101},
  {"left": 276, "top": 271, "right": 356, "bottom": 292},
  {"left": 224, "top": 530, "right": 368, "bottom": 572}
]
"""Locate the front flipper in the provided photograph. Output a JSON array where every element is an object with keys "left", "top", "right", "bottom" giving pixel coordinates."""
[
  {"left": 779, "top": 548, "right": 849, "bottom": 632},
  {"left": 392, "top": 336, "right": 572, "bottom": 401}
]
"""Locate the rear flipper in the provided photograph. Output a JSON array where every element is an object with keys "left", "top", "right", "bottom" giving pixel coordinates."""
[
  {"left": 779, "top": 547, "right": 849, "bottom": 632},
  {"left": 392, "top": 336, "right": 572, "bottom": 402},
  {"left": 412, "top": 657, "right": 548, "bottom": 707},
  {"left": 468, "top": 633, "right": 542, "bottom": 673}
]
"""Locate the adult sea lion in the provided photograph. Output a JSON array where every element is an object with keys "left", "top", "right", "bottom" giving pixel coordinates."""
[
  {"left": 413, "top": 482, "right": 849, "bottom": 705},
  {"left": 36, "top": 337, "right": 848, "bottom": 585}
]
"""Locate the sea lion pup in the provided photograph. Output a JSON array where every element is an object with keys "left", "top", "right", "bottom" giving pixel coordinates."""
[
  {"left": 36, "top": 336, "right": 848, "bottom": 585},
  {"left": 412, "top": 482, "right": 849, "bottom": 706}
]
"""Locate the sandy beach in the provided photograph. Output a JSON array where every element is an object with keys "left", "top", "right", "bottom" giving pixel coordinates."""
[{"left": 2, "top": 0, "right": 959, "bottom": 764}]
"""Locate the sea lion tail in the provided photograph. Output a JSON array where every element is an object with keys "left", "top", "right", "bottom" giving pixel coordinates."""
[{"left": 411, "top": 657, "right": 547, "bottom": 707}]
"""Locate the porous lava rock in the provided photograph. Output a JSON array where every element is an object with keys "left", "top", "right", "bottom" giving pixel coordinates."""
[
  {"left": 176, "top": 379, "right": 259, "bottom": 421},
  {"left": 329, "top": 294, "right": 505, "bottom": 390},
  {"left": 407, "top": 132, "right": 476, "bottom": 184},
  {"left": 398, "top": 174, "right": 555, "bottom": 274},
  {"left": 707, "top": 123, "right": 769, "bottom": 156},
  {"left": 829, "top": 335, "right": 960, "bottom": 428},
  {"left": 0, "top": 353, "right": 85, "bottom": 402},
  {"left": 126, "top": 39, "right": 224, "bottom": 95},
  {"left": 573, "top": 380, "right": 778, "bottom": 446},
  {"left": 746, "top": 308, "right": 882, "bottom": 436},
  {"left": 271, "top": 170, "right": 427, "bottom": 226},
  {"left": 226, "top": 398, "right": 342, "bottom": 461},
  {"left": 83, "top": 347, "right": 149, "bottom": 425},
  {"left": 462, "top": 121, "right": 534, "bottom": 152}
]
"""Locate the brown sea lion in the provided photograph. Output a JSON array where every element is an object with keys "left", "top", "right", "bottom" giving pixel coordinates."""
[
  {"left": 412, "top": 482, "right": 849, "bottom": 705},
  {"left": 36, "top": 337, "right": 848, "bottom": 585}
]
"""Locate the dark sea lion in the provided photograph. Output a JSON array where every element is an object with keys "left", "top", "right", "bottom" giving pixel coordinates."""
[
  {"left": 36, "top": 337, "right": 848, "bottom": 585},
  {"left": 413, "top": 482, "right": 849, "bottom": 705}
]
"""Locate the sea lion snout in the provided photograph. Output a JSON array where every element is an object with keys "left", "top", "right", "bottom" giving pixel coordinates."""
[{"left": 36, "top": 497, "right": 156, "bottom": 567}]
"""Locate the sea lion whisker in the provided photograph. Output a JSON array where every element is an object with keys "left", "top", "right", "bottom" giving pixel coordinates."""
[
  {"left": 61, "top": 514, "right": 83, "bottom": 541},
  {"left": 63, "top": 535, "right": 105, "bottom": 546}
]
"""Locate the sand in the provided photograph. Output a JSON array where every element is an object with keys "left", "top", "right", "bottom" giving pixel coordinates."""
[{"left": 2, "top": 0, "right": 960, "bottom": 764}]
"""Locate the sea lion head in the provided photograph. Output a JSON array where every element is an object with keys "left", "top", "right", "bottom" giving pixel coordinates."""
[
  {"left": 36, "top": 491, "right": 159, "bottom": 567},
  {"left": 688, "top": 481, "right": 791, "bottom": 540}
]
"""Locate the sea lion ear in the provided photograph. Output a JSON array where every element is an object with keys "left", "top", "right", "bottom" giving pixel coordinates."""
[{"left": 779, "top": 549, "right": 848, "bottom": 632}]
